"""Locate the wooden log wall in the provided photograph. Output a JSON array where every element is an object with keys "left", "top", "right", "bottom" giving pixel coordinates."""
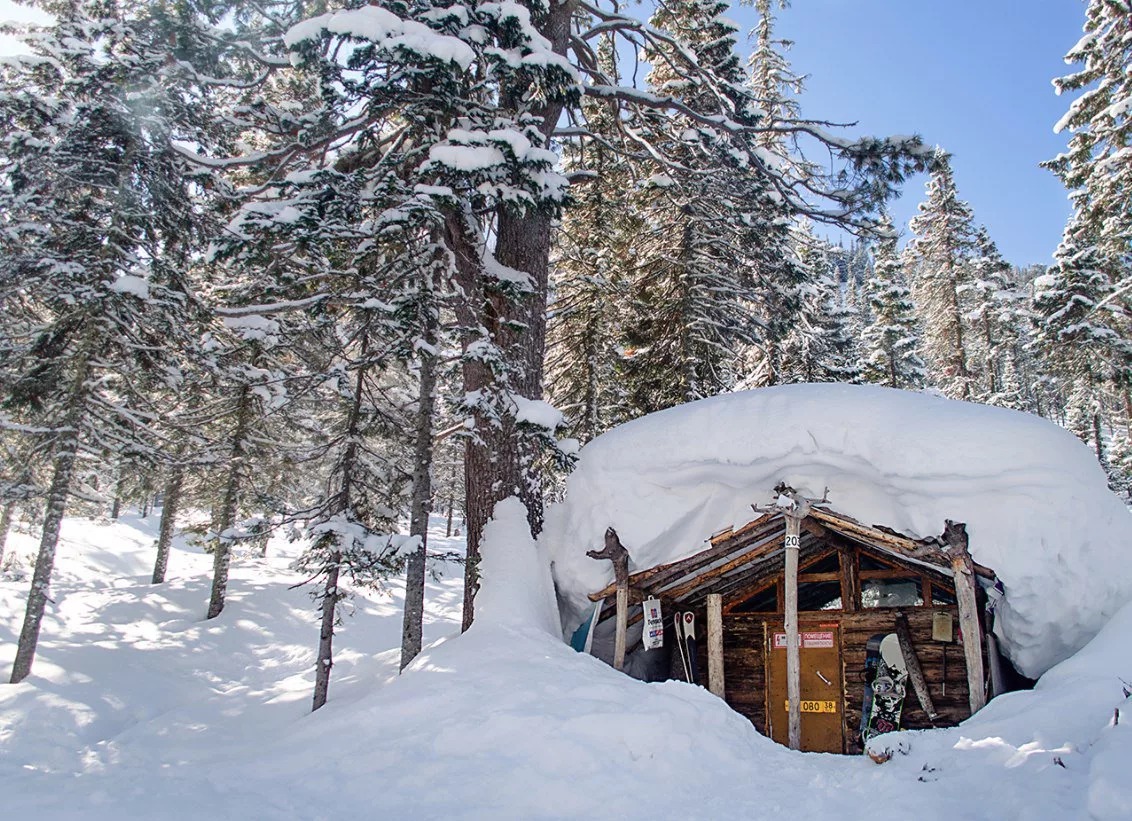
[
  {"left": 839, "top": 608, "right": 971, "bottom": 753},
  {"left": 720, "top": 607, "right": 973, "bottom": 754},
  {"left": 721, "top": 614, "right": 767, "bottom": 734}
]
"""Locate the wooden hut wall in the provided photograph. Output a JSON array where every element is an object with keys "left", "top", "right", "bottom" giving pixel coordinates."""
[
  {"left": 837, "top": 608, "right": 971, "bottom": 753},
  {"left": 720, "top": 606, "right": 975, "bottom": 754}
]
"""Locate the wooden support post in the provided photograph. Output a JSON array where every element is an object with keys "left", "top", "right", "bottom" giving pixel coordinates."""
[
  {"left": 986, "top": 632, "right": 1006, "bottom": 699},
  {"left": 784, "top": 511, "right": 803, "bottom": 750},
  {"left": 707, "top": 593, "right": 725, "bottom": 698},
  {"left": 895, "top": 611, "right": 939, "bottom": 722},
  {"left": 837, "top": 543, "right": 859, "bottom": 612},
  {"left": 942, "top": 521, "right": 986, "bottom": 714},
  {"left": 588, "top": 528, "right": 631, "bottom": 671},
  {"left": 614, "top": 586, "right": 628, "bottom": 670}
]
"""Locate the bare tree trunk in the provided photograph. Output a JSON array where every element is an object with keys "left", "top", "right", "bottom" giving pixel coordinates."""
[
  {"left": 10, "top": 430, "right": 79, "bottom": 683},
  {"left": 401, "top": 269, "right": 439, "bottom": 671},
  {"left": 445, "top": 495, "right": 454, "bottom": 538},
  {"left": 0, "top": 501, "right": 14, "bottom": 568},
  {"left": 312, "top": 335, "right": 372, "bottom": 710},
  {"left": 311, "top": 554, "right": 340, "bottom": 711},
  {"left": 151, "top": 465, "right": 184, "bottom": 584},
  {"left": 1093, "top": 412, "right": 1105, "bottom": 464},
  {"left": 207, "top": 386, "right": 253, "bottom": 620}
]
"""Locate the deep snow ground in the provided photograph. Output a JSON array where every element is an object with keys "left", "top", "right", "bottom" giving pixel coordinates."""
[{"left": 1, "top": 509, "right": 1130, "bottom": 820}]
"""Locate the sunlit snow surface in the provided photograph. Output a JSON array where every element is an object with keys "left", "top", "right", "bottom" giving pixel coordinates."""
[
  {"left": 544, "top": 384, "right": 1132, "bottom": 678},
  {"left": 1, "top": 461, "right": 1130, "bottom": 817}
]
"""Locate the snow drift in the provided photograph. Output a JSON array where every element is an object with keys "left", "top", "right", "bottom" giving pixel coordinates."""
[{"left": 544, "top": 384, "right": 1132, "bottom": 678}]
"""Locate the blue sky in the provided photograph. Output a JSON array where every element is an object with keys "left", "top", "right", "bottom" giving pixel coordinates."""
[
  {"left": 0, "top": 0, "right": 1085, "bottom": 265},
  {"left": 729, "top": 0, "right": 1087, "bottom": 266}
]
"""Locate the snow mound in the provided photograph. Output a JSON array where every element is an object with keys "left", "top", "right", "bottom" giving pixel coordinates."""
[
  {"left": 476, "top": 498, "right": 562, "bottom": 637},
  {"left": 544, "top": 384, "right": 1132, "bottom": 678},
  {"left": 868, "top": 597, "right": 1132, "bottom": 821}
]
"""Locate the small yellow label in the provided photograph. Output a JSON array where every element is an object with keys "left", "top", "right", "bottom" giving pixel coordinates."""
[{"left": 784, "top": 700, "right": 838, "bottom": 713}]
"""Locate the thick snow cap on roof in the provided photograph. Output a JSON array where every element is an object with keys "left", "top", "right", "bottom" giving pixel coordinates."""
[{"left": 544, "top": 384, "right": 1132, "bottom": 679}]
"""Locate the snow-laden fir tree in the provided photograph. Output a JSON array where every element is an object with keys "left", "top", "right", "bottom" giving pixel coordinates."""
[
  {"left": 200, "top": 0, "right": 924, "bottom": 629},
  {"left": 1042, "top": 0, "right": 1132, "bottom": 478},
  {"left": 738, "top": 0, "right": 808, "bottom": 386},
  {"left": 1045, "top": 0, "right": 1132, "bottom": 285},
  {"left": 1032, "top": 215, "right": 1131, "bottom": 469},
  {"left": 905, "top": 151, "right": 979, "bottom": 400},
  {"left": 967, "top": 227, "right": 1019, "bottom": 404},
  {"left": 0, "top": 3, "right": 204, "bottom": 682},
  {"left": 860, "top": 218, "right": 926, "bottom": 389},
  {"left": 621, "top": 0, "right": 766, "bottom": 412},
  {"left": 546, "top": 38, "right": 632, "bottom": 442},
  {"left": 779, "top": 224, "right": 861, "bottom": 384}
]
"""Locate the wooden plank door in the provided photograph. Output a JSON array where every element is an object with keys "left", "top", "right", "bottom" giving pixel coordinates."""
[{"left": 765, "top": 623, "right": 844, "bottom": 752}]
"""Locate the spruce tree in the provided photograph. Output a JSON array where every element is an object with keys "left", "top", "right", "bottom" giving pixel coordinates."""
[
  {"left": 905, "top": 151, "right": 978, "bottom": 400},
  {"left": 861, "top": 219, "right": 926, "bottom": 389},
  {"left": 0, "top": 2, "right": 201, "bottom": 681}
]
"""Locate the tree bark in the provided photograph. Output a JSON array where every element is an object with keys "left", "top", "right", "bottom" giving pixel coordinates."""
[
  {"left": 400, "top": 266, "right": 439, "bottom": 671},
  {"left": 10, "top": 435, "right": 79, "bottom": 683},
  {"left": 311, "top": 553, "right": 340, "bottom": 711},
  {"left": 0, "top": 501, "right": 14, "bottom": 568},
  {"left": 312, "top": 333, "right": 371, "bottom": 709},
  {"left": 151, "top": 465, "right": 184, "bottom": 584},
  {"left": 452, "top": 0, "right": 574, "bottom": 631},
  {"left": 207, "top": 385, "right": 253, "bottom": 620},
  {"left": 11, "top": 353, "right": 88, "bottom": 683}
]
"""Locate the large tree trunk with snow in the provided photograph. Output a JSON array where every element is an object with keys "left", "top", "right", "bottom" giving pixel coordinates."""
[
  {"left": 151, "top": 465, "right": 184, "bottom": 585},
  {"left": 400, "top": 272, "right": 440, "bottom": 671},
  {"left": 451, "top": 0, "right": 569, "bottom": 626},
  {"left": 10, "top": 429, "right": 79, "bottom": 683},
  {"left": 207, "top": 386, "right": 253, "bottom": 620}
]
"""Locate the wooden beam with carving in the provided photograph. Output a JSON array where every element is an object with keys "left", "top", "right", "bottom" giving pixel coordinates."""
[{"left": 587, "top": 528, "right": 630, "bottom": 671}]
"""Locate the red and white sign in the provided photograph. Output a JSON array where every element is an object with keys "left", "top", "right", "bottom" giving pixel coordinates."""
[{"left": 773, "top": 631, "right": 835, "bottom": 649}]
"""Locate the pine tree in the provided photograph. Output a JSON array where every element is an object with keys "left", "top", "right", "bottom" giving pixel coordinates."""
[
  {"left": 0, "top": 2, "right": 202, "bottom": 682},
  {"left": 861, "top": 219, "right": 926, "bottom": 389},
  {"left": 546, "top": 39, "right": 632, "bottom": 441},
  {"left": 211, "top": 0, "right": 925, "bottom": 629},
  {"left": 1043, "top": 0, "right": 1132, "bottom": 467},
  {"left": 1045, "top": 1, "right": 1132, "bottom": 279},
  {"left": 967, "top": 227, "right": 1017, "bottom": 403},
  {"left": 905, "top": 151, "right": 979, "bottom": 400},
  {"left": 780, "top": 224, "right": 860, "bottom": 383},
  {"left": 1032, "top": 215, "right": 1129, "bottom": 464}
]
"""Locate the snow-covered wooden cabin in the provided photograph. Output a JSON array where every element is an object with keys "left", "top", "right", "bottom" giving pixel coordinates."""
[
  {"left": 584, "top": 499, "right": 1001, "bottom": 754},
  {"left": 546, "top": 384, "right": 1132, "bottom": 756}
]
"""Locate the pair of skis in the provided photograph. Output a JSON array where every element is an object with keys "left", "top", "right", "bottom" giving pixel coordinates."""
[{"left": 673, "top": 611, "right": 699, "bottom": 684}]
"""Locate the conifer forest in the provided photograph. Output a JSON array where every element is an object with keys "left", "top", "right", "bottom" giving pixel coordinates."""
[{"left": 0, "top": 0, "right": 1129, "bottom": 719}]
